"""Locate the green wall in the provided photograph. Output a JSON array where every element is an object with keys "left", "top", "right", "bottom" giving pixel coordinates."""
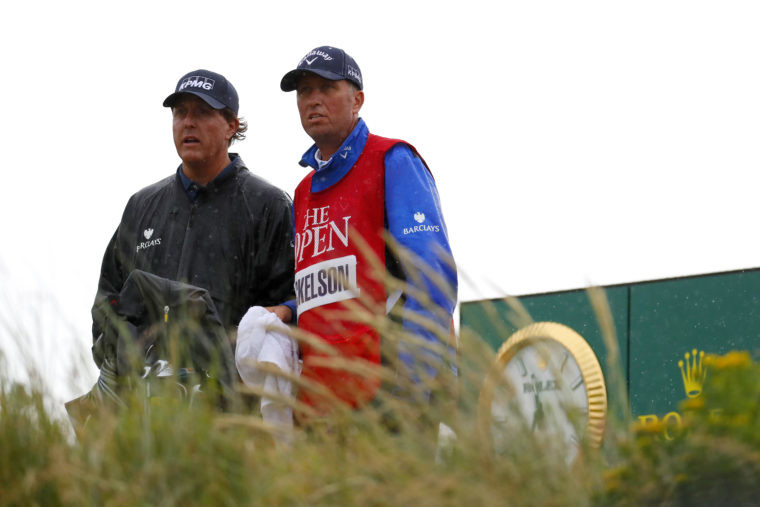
[{"left": 460, "top": 268, "right": 760, "bottom": 419}]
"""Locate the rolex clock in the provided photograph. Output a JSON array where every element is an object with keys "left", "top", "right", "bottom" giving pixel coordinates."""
[{"left": 478, "top": 322, "right": 607, "bottom": 462}]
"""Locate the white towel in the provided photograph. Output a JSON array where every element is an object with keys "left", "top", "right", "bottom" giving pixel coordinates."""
[{"left": 236, "top": 306, "right": 300, "bottom": 442}]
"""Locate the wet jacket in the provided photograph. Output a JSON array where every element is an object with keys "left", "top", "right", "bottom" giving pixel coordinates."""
[
  {"left": 92, "top": 155, "right": 295, "bottom": 355},
  {"left": 92, "top": 269, "right": 230, "bottom": 379}
]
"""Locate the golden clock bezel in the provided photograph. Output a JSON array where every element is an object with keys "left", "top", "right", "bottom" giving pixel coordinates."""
[{"left": 478, "top": 321, "right": 607, "bottom": 450}]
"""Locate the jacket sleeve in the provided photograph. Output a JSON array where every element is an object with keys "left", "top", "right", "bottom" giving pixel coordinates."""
[
  {"left": 384, "top": 144, "right": 458, "bottom": 384},
  {"left": 92, "top": 227, "right": 126, "bottom": 342},
  {"left": 248, "top": 191, "right": 296, "bottom": 308},
  {"left": 92, "top": 193, "right": 139, "bottom": 346}
]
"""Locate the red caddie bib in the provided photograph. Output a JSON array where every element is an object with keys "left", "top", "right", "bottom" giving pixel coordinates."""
[{"left": 294, "top": 134, "right": 410, "bottom": 412}]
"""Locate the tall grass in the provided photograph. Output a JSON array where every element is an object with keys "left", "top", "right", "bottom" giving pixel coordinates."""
[{"left": 2, "top": 258, "right": 759, "bottom": 505}]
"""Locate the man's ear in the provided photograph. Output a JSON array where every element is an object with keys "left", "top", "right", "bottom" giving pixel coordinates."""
[
  {"left": 227, "top": 117, "right": 240, "bottom": 142},
  {"left": 353, "top": 90, "right": 365, "bottom": 115}
]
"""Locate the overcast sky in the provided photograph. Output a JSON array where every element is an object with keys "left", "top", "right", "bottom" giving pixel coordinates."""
[{"left": 2, "top": 1, "right": 759, "bottom": 404}]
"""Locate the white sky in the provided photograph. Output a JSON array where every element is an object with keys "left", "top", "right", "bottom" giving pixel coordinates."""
[{"left": 1, "top": 1, "right": 759, "bottom": 404}]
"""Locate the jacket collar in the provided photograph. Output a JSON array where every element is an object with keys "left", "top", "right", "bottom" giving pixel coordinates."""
[
  {"left": 177, "top": 154, "right": 243, "bottom": 200},
  {"left": 299, "top": 119, "right": 368, "bottom": 192}
]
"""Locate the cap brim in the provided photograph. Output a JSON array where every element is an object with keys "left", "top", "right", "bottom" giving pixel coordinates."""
[
  {"left": 163, "top": 91, "right": 226, "bottom": 110},
  {"left": 280, "top": 69, "right": 349, "bottom": 92}
]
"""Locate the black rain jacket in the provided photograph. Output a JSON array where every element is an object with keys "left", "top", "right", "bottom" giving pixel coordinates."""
[
  {"left": 92, "top": 155, "right": 295, "bottom": 368},
  {"left": 92, "top": 269, "right": 229, "bottom": 377}
]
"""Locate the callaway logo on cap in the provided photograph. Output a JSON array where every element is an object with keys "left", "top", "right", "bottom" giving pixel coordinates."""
[
  {"left": 280, "top": 46, "right": 363, "bottom": 92},
  {"left": 163, "top": 69, "right": 239, "bottom": 114}
]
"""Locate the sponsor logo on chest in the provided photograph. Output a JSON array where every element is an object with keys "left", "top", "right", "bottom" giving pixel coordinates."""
[{"left": 136, "top": 227, "right": 162, "bottom": 253}]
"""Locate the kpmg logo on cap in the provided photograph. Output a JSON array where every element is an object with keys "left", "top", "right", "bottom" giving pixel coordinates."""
[
  {"left": 179, "top": 76, "right": 215, "bottom": 92},
  {"left": 300, "top": 49, "right": 334, "bottom": 66}
]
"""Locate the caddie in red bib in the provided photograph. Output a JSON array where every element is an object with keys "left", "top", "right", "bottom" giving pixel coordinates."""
[{"left": 279, "top": 46, "right": 458, "bottom": 415}]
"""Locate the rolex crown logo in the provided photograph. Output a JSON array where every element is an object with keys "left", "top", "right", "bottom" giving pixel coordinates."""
[{"left": 678, "top": 349, "right": 706, "bottom": 398}]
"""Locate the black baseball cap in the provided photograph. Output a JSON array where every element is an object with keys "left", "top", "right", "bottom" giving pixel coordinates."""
[
  {"left": 163, "top": 69, "right": 239, "bottom": 115},
  {"left": 280, "top": 46, "right": 363, "bottom": 92}
]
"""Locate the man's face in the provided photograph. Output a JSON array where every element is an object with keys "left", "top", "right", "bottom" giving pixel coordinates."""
[
  {"left": 172, "top": 94, "right": 237, "bottom": 167},
  {"left": 296, "top": 73, "right": 364, "bottom": 153}
]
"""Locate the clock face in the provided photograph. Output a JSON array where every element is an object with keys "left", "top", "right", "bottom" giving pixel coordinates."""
[
  {"left": 481, "top": 322, "right": 607, "bottom": 464},
  {"left": 490, "top": 339, "right": 588, "bottom": 462}
]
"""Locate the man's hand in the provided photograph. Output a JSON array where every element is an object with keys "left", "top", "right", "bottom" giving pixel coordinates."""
[{"left": 264, "top": 305, "right": 293, "bottom": 323}]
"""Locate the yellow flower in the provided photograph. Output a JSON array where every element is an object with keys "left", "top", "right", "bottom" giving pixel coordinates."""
[
  {"left": 703, "top": 351, "right": 752, "bottom": 370},
  {"left": 680, "top": 397, "right": 705, "bottom": 411},
  {"left": 729, "top": 414, "right": 751, "bottom": 427}
]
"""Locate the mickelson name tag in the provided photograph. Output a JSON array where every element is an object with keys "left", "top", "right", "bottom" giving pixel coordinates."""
[{"left": 295, "top": 255, "right": 360, "bottom": 317}]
